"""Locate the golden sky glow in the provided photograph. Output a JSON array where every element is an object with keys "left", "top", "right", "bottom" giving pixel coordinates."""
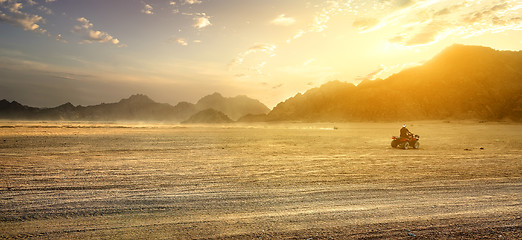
[{"left": 0, "top": 0, "right": 521, "bottom": 107}]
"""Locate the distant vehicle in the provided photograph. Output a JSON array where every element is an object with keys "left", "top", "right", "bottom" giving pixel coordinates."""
[{"left": 391, "top": 133, "right": 420, "bottom": 150}]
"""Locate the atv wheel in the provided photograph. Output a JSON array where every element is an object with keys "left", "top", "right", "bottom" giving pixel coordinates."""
[
  {"left": 391, "top": 140, "right": 398, "bottom": 148},
  {"left": 413, "top": 141, "right": 419, "bottom": 149},
  {"left": 403, "top": 142, "right": 409, "bottom": 150}
]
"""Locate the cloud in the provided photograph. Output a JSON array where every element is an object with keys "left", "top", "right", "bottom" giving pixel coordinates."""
[
  {"left": 0, "top": 11, "right": 44, "bottom": 31},
  {"left": 169, "top": 1, "right": 180, "bottom": 14},
  {"left": 388, "top": 34, "right": 404, "bottom": 44},
  {"left": 356, "top": 66, "right": 384, "bottom": 81},
  {"left": 0, "top": 0, "right": 46, "bottom": 33},
  {"left": 37, "top": 5, "right": 53, "bottom": 15},
  {"left": 272, "top": 83, "right": 283, "bottom": 89},
  {"left": 308, "top": 1, "right": 343, "bottom": 33},
  {"left": 433, "top": 2, "right": 466, "bottom": 17},
  {"left": 73, "top": 17, "right": 125, "bottom": 47},
  {"left": 184, "top": 0, "right": 202, "bottom": 5},
  {"left": 174, "top": 38, "right": 188, "bottom": 46},
  {"left": 357, "top": 62, "right": 421, "bottom": 82},
  {"left": 76, "top": 17, "right": 92, "bottom": 29},
  {"left": 86, "top": 30, "right": 120, "bottom": 45},
  {"left": 168, "top": 36, "right": 201, "bottom": 46},
  {"left": 193, "top": 14, "right": 211, "bottom": 29},
  {"left": 367, "top": 0, "right": 522, "bottom": 47},
  {"left": 230, "top": 43, "right": 277, "bottom": 67},
  {"left": 288, "top": 0, "right": 351, "bottom": 42},
  {"left": 303, "top": 58, "right": 315, "bottom": 66},
  {"left": 141, "top": 3, "right": 153, "bottom": 15},
  {"left": 392, "top": 21, "right": 448, "bottom": 47},
  {"left": 352, "top": 18, "right": 380, "bottom": 31},
  {"left": 228, "top": 43, "right": 277, "bottom": 79},
  {"left": 271, "top": 14, "right": 296, "bottom": 26},
  {"left": 55, "top": 33, "right": 67, "bottom": 43},
  {"left": 406, "top": 24, "right": 445, "bottom": 46},
  {"left": 463, "top": 2, "right": 509, "bottom": 23},
  {"left": 391, "top": 0, "right": 416, "bottom": 8},
  {"left": 7, "top": 1, "right": 22, "bottom": 13}
]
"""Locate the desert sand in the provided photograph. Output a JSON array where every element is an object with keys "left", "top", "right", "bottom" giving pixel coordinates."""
[{"left": 0, "top": 121, "right": 520, "bottom": 239}]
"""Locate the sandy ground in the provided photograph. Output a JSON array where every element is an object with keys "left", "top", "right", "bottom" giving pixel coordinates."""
[{"left": 0, "top": 121, "right": 520, "bottom": 239}]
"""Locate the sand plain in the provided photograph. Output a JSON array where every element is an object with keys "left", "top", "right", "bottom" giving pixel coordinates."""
[{"left": 0, "top": 121, "right": 521, "bottom": 239}]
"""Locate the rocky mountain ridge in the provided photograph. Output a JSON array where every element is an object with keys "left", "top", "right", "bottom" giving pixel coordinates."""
[
  {"left": 267, "top": 44, "right": 522, "bottom": 121},
  {"left": 0, "top": 93, "right": 270, "bottom": 122}
]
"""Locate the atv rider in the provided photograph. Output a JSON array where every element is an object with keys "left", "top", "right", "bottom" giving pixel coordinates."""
[{"left": 400, "top": 124, "right": 412, "bottom": 139}]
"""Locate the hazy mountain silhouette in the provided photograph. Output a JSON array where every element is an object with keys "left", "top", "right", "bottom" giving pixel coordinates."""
[
  {"left": 0, "top": 99, "right": 39, "bottom": 119},
  {"left": 75, "top": 94, "right": 185, "bottom": 121},
  {"left": 267, "top": 44, "right": 522, "bottom": 121},
  {"left": 0, "top": 93, "right": 270, "bottom": 122},
  {"left": 195, "top": 92, "right": 270, "bottom": 120},
  {"left": 181, "top": 108, "right": 233, "bottom": 124}
]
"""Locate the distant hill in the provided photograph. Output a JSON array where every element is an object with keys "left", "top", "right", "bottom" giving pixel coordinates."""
[
  {"left": 267, "top": 44, "right": 522, "bottom": 121},
  {"left": 0, "top": 94, "right": 187, "bottom": 121},
  {"left": 76, "top": 94, "right": 184, "bottom": 121},
  {"left": 0, "top": 93, "right": 270, "bottom": 122},
  {"left": 181, "top": 108, "right": 233, "bottom": 124},
  {"left": 0, "top": 99, "right": 39, "bottom": 119},
  {"left": 195, "top": 92, "right": 270, "bottom": 120}
]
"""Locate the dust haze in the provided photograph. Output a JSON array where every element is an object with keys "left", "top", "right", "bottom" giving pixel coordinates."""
[{"left": 1, "top": 121, "right": 521, "bottom": 239}]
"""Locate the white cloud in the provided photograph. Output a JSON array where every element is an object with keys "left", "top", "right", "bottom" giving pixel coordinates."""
[
  {"left": 168, "top": 36, "right": 202, "bottom": 46},
  {"left": 37, "top": 5, "right": 53, "bottom": 15},
  {"left": 229, "top": 43, "right": 277, "bottom": 73},
  {"left": 8, "top": 2, "right": 22, "bottom": 13},
  {"left": 0, "top": 12, "right": 43, "bottom": 31},
  {"left": 142, "top": 3, "right": 153, "bottom": 15},
  {"left": 381, "top": 0, "right": 522, "bottom": 47},
  {"left": 73, "top": 17, "right": 124, "bottom": 47},
  {"left": 184, "top": 0, "right": 202, "bottom": 5},
  {"left": 87, "top": 30, "right": 114, "bottom": 43},
  {"left": 175, "top": 38, "right": 188, "bottom": 46},
  {"left": 239, "top": 43, "right": 277, "bottom": 62},
  {"left": 76, "top": 17, "right": 92, "bottom": 29},
  {"left": 0, "top": 0, "right": 46, "bottom": 33},
  {"left": 360, "top": 63, "right": 421, "bottom": 81},
  {"left": 271, "top": 14, "right": 296, "bottom": 26},
  {"left": 287, "top": 0, "right": 351, "bottom": 43},
  {"left": 251, "top": 61, "right": 267, "bottom": 75},
  {"left": 55, "top": 33, "right": 67, "bottom": 43},
  {"left": 169, "top": 1, "right": 180, "bottom": 14},
  {"left": 193, "top": 14, "right": 211, "bottom": 29},
  {"left": 302, "top": 58, "right": 315, "bottom": 66}
]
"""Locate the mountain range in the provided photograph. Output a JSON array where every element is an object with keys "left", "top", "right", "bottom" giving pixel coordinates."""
[
  {"left": 267, "top": 44, "right": 522, "bottom": 121},
  {"left": 0, "top": 93, "right": 269, "bottom": 122},
  {"left": 1, "top": 44, "right": 521, "bottom": 122}
]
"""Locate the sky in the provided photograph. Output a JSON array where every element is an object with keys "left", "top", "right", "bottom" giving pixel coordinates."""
[{"left": 0, "top": 0, "right": 521, "bottom": 108}]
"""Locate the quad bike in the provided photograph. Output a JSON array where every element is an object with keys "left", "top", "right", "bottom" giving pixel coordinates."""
[{"left": 391, "top": 133, "right": 419, "bottom": 150}]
